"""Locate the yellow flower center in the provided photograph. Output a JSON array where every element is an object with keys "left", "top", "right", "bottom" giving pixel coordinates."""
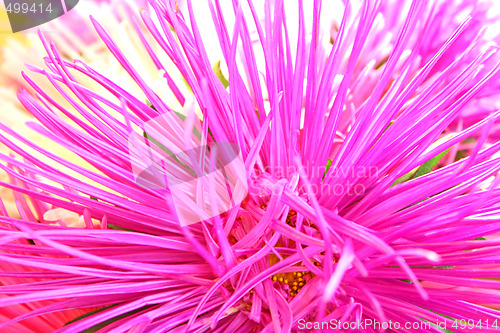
[{"left": 272, "top": 271, "right": 314, "bottom": 297}]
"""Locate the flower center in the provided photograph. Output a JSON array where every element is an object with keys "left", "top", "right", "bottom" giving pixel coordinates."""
[{"left": 272, "top": 271, "right": 314, "bottom": 297}]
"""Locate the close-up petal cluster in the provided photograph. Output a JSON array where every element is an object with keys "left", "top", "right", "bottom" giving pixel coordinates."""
[{"left": 1, "top": 0, "right": 500, "bottom": 332}]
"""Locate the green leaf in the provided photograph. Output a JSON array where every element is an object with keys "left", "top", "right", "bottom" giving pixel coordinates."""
[
  {"left": 392, "top": 149, "right": 450, "bottom": 186},
  {"left": 383, "top": 120, "right": 394, "bottom": 133},
  {"left": 65, "top": 305, "right": 115, "bottom": 325},
  {"left": 427, "top": 321, "right": 454, "bottom": 333},
  {"left": 323, "top": 159, "right": 332, "bottom": 179},
  {"left": 182, "top": 76, "right": 193, "bottom": 93},
  {"left": 141, "top": 101, "right": 217, "bottom": 180},
  {"left": 420, "top": 311, "right": 456, "bottom": 333},
  {"left": 65, "top": 304, "right": 153, "bottom": 333},
  {"left": 143, "top": 103, "right": 198, "bottom": 176},
  {"left": 143, "top": 130, "right": 197, "bottom": 178},
  {"left": 89, "top": 196, "right": 137, "bottom": 232},
  {"left": 413, "top": 149, "right": 450, "bottom": 178},
  {"left": 410, "top": 266, "right": 453, "bottom": 269},
  {"left": 374, "top": 55, "right": 389, "bottom": 70},
  {"left": 107, "top": 224, "right": 136, "bottom": 232},
  {"left": 173, "top": 110, "right": 186, "bottom": 122},
  {"left": 213, "top": 60, "right": 229, "bottom": 88},
  {"left": 392, "top": 166, "right": 419, "bottom": 186},
  {"left": 146, "top": 101, "right": 201, "bottom": 140}
]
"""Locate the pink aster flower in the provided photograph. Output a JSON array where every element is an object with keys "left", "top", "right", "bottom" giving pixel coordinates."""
[{"left": 1, "top": 0, "right": 500, "bottom": 332}]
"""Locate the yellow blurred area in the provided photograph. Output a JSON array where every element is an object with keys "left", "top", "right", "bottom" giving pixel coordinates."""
[
  {"left": 0, "top": 4, "right": 27, "bottom": 60},
  {"left": 0, "top": 0, "right": 187, "bottom": 219},
  {"left": 0, "top": 7, "right": 100, "bottom": 219},
  {"left": 0, "top": 6, "right": 11, "bottom": 47},
  {"left": 0, "top": 5, "right": 9, "bottom": 42}
]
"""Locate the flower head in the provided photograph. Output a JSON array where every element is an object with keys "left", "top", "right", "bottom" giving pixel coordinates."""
[{"left": 1, "top": 0, "right": 500, "bottom": 332}]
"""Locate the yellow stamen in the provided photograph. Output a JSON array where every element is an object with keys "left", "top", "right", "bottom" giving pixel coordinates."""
[{"left": 270, "top": 270, "right": 313, "bottom": 298}]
